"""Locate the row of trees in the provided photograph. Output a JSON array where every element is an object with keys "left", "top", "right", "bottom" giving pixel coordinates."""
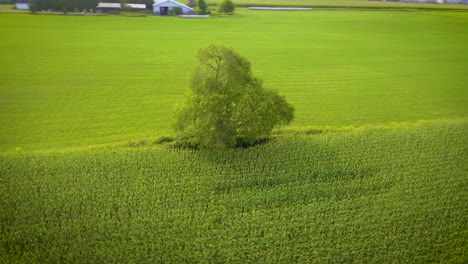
[
  {"left": 28, "top": 0, "right": 100, "bottom": 12},
  {"left": 0, "top": 0, "right": 13, "bottom": 5},
  {"left": 196, "top": 0, "right": 235, "bottom": 15},
  {"left": 27, "top": 0, "right": 155, "bottom": 12}
]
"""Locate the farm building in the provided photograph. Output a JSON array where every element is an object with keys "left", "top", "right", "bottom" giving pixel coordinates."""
[
  {"left": 15, "top": 0, "right": 29, "bottom": 10},
  {"left": 96, "top": 3, "right": 121, "bottom": 12},
  {"left": 153, "top": 0, "right": 195, "bottom": 15},
  {"left": 125, "top": 3, "right": 147, "bottom": 11},
  {"left": 97, "top": 3, "right": 147, "bottom": 12}
]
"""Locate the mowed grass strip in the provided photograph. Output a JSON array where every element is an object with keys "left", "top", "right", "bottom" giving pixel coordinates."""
[
  {"left": 0, "top": 120, "right": 466, "bottom": 263},
  {"left": 1, "top": 10, "right": 467, "bottom": 151}
]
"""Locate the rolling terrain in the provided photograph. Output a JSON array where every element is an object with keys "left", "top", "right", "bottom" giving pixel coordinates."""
[
  {"left": 1, "top": 120, "right": 467, "bottom": 263},
  {"left": 0, "top": 7, "right": 467, "bottom": 263}
]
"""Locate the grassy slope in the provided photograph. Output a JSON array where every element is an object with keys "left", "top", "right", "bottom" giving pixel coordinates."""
[
  {"left": 1, "top": 120, "right": 466, "bottom": 263},
  {"left": 0, "top": 10, "right": 467, "bottom": 151},
  {"left": 1, "top": 5, "right": 467, "bottom": 263}
]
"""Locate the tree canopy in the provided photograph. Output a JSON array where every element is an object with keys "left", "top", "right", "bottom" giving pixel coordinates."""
[
  {"left": 174, "top": 45, "right": 294, "bottom": 149},
  {"left": 217, "top": 0, "right": 235, "bottom": 13},
  {"left": 27, "top": 0, "right": 153, "bottom": 12},
  {"left": 28, "top": 0, "right": 100, "bottom": 12},
  {"left": 197, "top": 0, "right": 207, "bottom": 15}
]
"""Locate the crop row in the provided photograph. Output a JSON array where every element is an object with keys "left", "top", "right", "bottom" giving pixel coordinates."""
[{"left": 0, "top": 120, "right": 466, "bottom": 263}]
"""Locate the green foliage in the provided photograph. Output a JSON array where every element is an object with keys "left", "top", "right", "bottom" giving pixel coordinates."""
[
  {"left": 197, "top": 0, "right": 207, "bottom": 14},
  {"left": 107, "top": 9, "right": 120, "bottom": 15},
  {"left": 27, "top": 0, "right": 99, "bottom": 12},
  {"left": 169, "top": 6, "right": 182, "bottom": 15},
  {"left": 217, "top": 0, "right": 234, "bottom": 13},
  {"left": 28, "top": 0, "right": 38, "bottom": 13},
  {"left": 121, "top": 4, "right": 134, "bottom": 12},
  {"left": 175, "top": 45, "right": 294, "bottom": 149},
  {"left": 0, "top": 121, "right": 466, "bottom": 263},
  {"left": 153, "top": 135, "right": 174, "bottom": 144},
  {"left": 187, "top": 0, "right": 195, "bottom": 7}
]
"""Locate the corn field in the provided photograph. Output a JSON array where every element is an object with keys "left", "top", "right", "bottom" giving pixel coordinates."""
[{"left": 1, "top": 120, "right": 466, "bottom": 263}]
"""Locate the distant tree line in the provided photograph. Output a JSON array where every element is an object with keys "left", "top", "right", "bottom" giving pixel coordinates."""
[
  {"left": 195, "top": 0, "right": 235, "bottom": 15},
  {"left": 27, "top": 0, "right": 156, "bottom": 12},
  {"left": 28, "top": 0, "right": 100, "bottom": 12}
]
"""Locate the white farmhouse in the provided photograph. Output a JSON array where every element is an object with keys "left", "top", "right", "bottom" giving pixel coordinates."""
[
  {"left": 153, "top": 0, "right": 195, "bottom": 15},
  {"left": 15, "top": 0, "right": 29, "bottom": 10}
]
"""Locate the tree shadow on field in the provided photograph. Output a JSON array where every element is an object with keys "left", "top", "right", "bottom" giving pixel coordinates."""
[
  {"left": 191, "top": 136, "right": 385, "bottom": 196},
  {"left": 186, "top": 136, "right": 392, "bottom": 213}
]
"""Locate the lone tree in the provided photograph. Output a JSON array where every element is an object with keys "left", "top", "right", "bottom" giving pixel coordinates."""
[{"left": 174, "top": 45, "right": 294, "bottom": 149}]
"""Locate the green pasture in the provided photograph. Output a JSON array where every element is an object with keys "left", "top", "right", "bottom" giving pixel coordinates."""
[
  {"left": 1, "top": 9, "right": 467, "bottom": 151},
  {"left": 1, "top": 120, "right": 466, "bottom": 263}
]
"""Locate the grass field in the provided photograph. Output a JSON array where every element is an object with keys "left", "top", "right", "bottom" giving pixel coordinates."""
[
  {"left": 0, "top": 9, "right": 467, "bottom": 151},
  {"left": 1, "top": 120, "right": 466, "bottom": 263},
  {"left": 208, "top": 0, "right": 468, "bottom": 9},
  {"left": 3, "top": 0, "right": 468, "bottom": 12},
  {"left": 1, "top": 7, "right": 467, "bottom": 263}
]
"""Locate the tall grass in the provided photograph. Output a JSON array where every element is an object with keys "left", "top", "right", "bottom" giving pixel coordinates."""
[{"left": 1, "top": 120, "right": 466, "bottom": 263}]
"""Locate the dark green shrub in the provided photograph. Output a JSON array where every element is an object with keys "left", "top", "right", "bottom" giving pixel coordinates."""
[
  {"left": 153, "top": 136, "right": 174, "bottom": 144},
  {"left": 197, "top": 0, "right": 207, "bottom": 14},
  {"left": 217, "top": 0, "right": 235, "bottom": 13},
  {"left": 28, "top": 0, "right": 39, "bottom": 13},
  {"left": 122, "top": 5, "right": 134, "bottom": 12},
  {"left": 235, "top": 136, "right": 268, "bottom": 149},
  {"left": 169, "top": 6, "right": 182, "bottom": 15},
  {"left": 171, "top": 135, "right": 200, "bottom": 150},
  {"left": 107, "top": 10, "right": 120, "bottom": 15}
]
